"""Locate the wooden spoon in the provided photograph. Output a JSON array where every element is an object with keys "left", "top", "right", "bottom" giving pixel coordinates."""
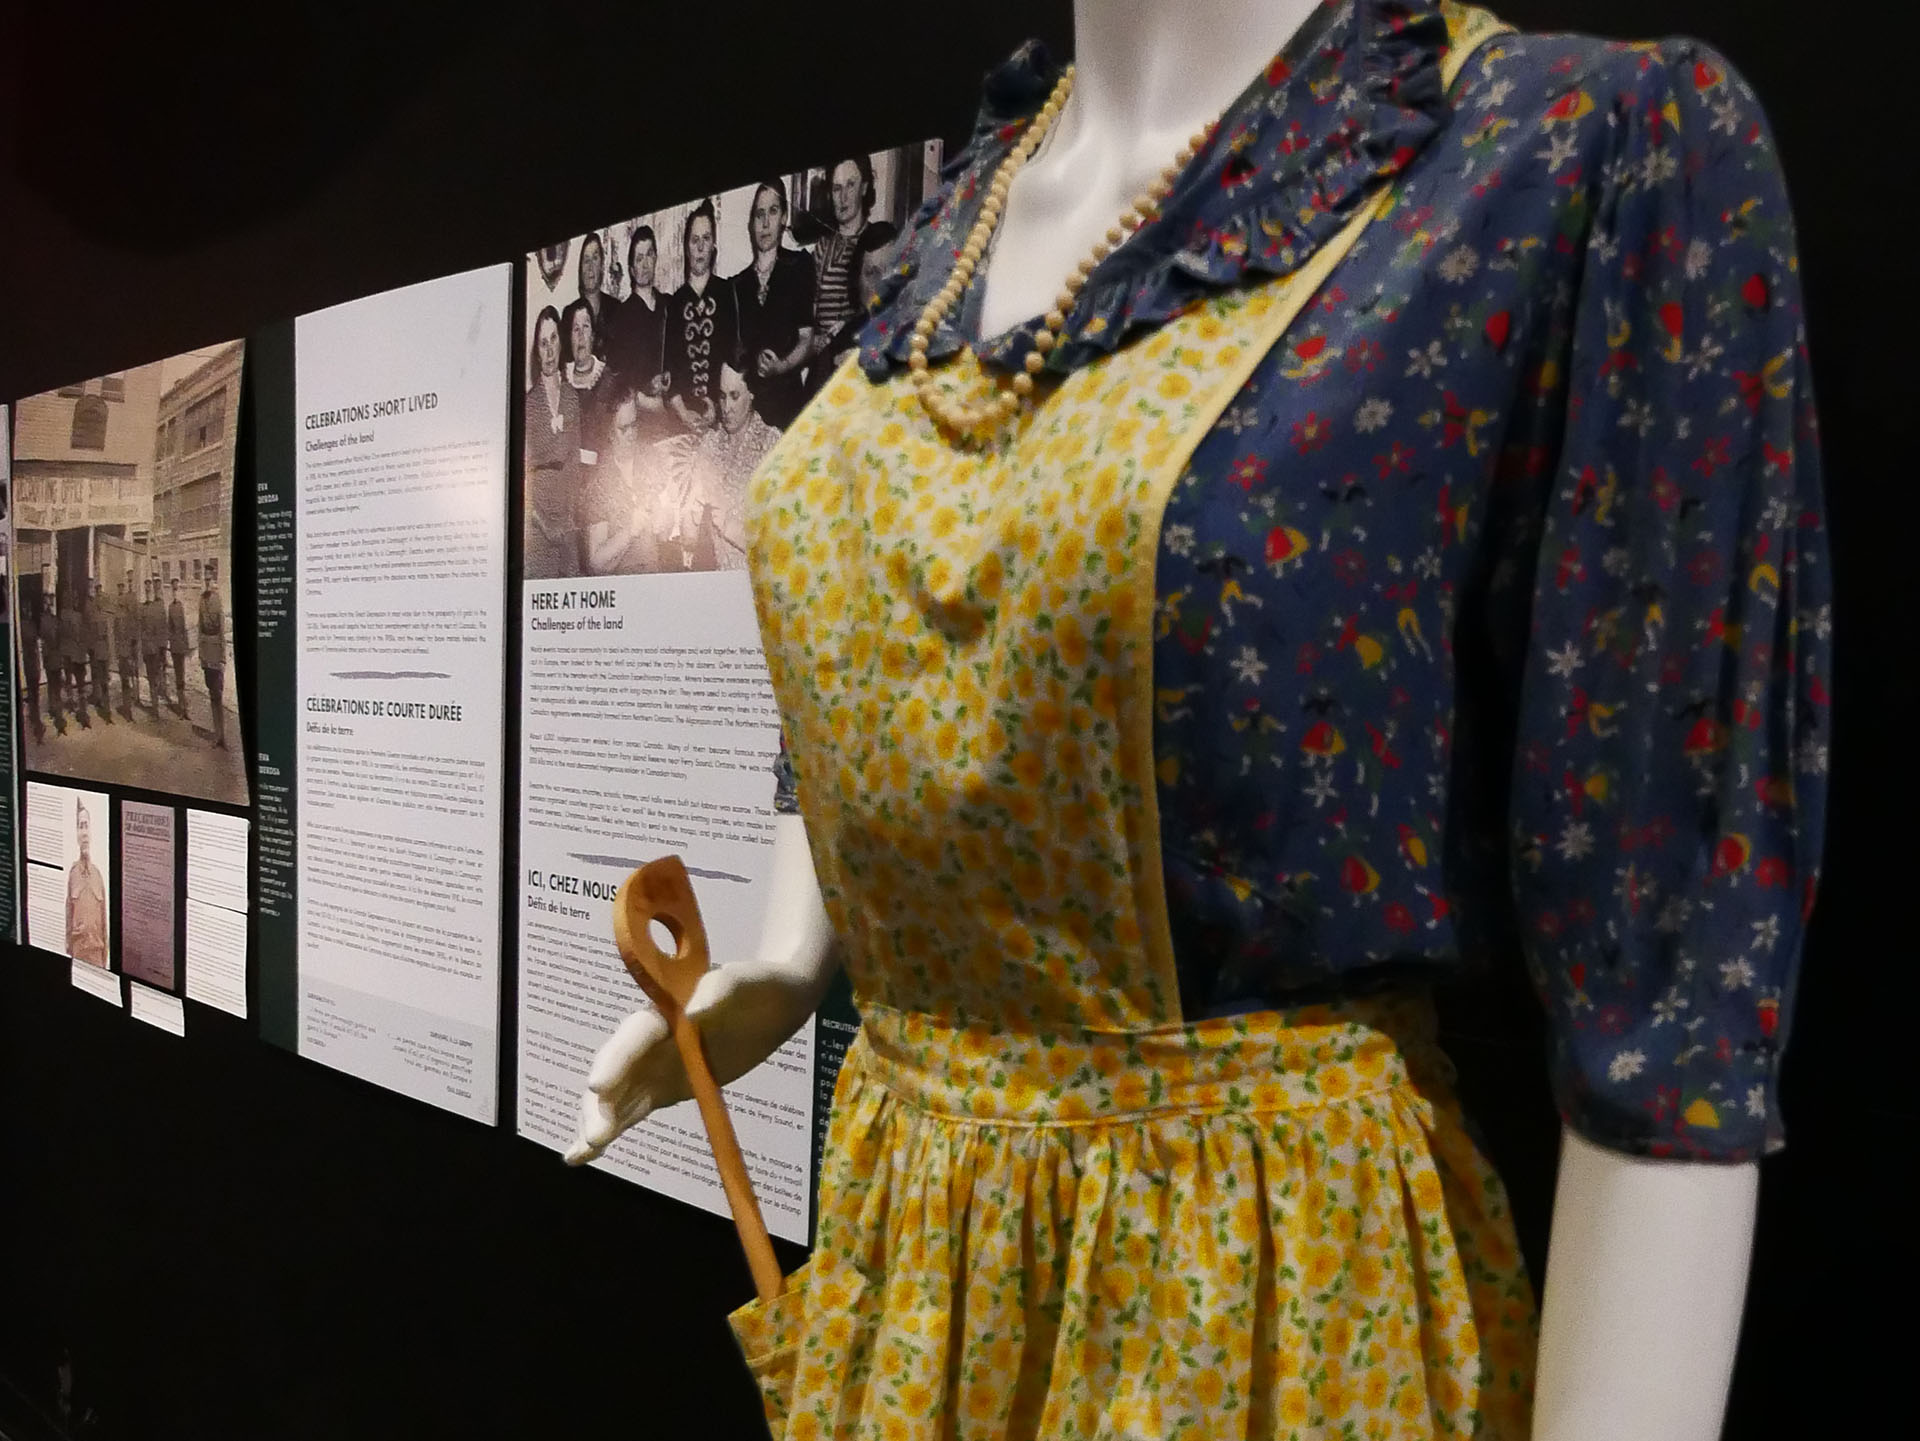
[{"left": 612, "top": 856, "right": 785, "bottom": 1304}]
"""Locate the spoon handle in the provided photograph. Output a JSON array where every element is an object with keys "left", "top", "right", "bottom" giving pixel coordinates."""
[
  {"left": 670, "top": 1008, "right": 786, "bottom": 1304},
  {"left": 611, "top": 859, "right": 787, "bottom": 1305}
]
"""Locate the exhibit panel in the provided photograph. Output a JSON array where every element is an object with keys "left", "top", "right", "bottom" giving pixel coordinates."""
[
  {"left": 21, "top": 781, "right": 111, "bottom": 972},
  {"left": 254, "top": 264, "right": 513, "bottom": 1123},
  {"left": 8, "top": 346, "right": 253, "bottom": 1034}
]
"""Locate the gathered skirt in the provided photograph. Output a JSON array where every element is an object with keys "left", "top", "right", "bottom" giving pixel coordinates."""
[{"left": 731, "top": 993, "right": 1537, "bottom": 1439}]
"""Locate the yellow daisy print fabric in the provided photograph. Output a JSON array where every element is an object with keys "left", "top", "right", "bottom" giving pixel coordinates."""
[
  {"left": 736, "top": 13, "right": 1535, "bottom": 1435},
  {"left": 733, "top": 997, "right": 1534, "bottom": 1439}
]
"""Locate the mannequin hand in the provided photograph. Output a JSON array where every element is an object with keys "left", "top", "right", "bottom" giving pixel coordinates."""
[
  {"left": 564, "top": 951, "right": 833, "bottom": 1165},
  {"left": 565, "top": 816, "right": 837, "bottom": 1165}
]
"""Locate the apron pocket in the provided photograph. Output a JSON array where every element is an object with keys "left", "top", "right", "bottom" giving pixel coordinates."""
[{"left": 728, "top": 1261, "right": 812, "bottom": 1438}]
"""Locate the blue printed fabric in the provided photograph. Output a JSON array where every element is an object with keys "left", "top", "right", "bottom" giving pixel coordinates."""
[{"left": 802, "top": 0, "right": 1829, "bottom": 1162}]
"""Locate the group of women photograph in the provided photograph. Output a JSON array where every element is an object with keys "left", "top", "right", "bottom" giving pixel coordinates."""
[{"left": 523, "top": 149, "right": 931, "bottom": 581}]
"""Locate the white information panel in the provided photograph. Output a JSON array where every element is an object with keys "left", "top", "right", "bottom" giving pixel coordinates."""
[{"left": 291, "top": 264, "right": 511, "bottom": 1122}]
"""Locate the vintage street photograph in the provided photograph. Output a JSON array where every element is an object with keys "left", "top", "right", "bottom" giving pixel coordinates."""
[
  {"left": 10, "top": 342, "right": 247, "bottom": 806},
  {"left": 520, "top": 142, "right": 942, "bottom": 582}
]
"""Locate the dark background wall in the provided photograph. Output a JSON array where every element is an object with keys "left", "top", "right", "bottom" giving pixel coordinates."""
[{"left": 0, "top": 2, "right": 1905, "bottom": 1436}]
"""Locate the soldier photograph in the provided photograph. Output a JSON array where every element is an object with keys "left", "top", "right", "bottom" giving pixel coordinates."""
[
  {"left": 18, "top": 564, "right": 50, "bottom": 742},
  {"left": 66, "top": 794, "right": 109, "bottom": 967},
  {"left": 9, "top": 344, "right": 248, "bottom": 805},
  {"left": 198, "top": 564, "right": 227, "bottom": 750},
  {"left": 141, "top": 576, "right": 170, "bottom": 717},
  {"left": 167, "top": 577, "right": 190, "bottom": 717},
  {"left": 113, "top": 574, "right": 139, "bottom": 720},
  {"left": 19, "top": 781, "right": 116, "bottom": 966},
  {"left": 57, "top": 577, "right": 91, "bottom": 731},
  {"left": 86, "top": 577, "right": 114, "bottom": 726}
]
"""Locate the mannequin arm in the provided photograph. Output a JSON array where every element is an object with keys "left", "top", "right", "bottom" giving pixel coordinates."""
[
  {"left": 567, "top": 814, "right": 837, "bottom": 1163},
  {"left": 1532, "top": 1128, "right": 1757, "bottom": 1441}
]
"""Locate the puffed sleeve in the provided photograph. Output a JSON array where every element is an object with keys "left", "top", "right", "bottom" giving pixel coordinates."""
[{"left": 1502, "top": 43, "right": 1830, "bottom": 1161}]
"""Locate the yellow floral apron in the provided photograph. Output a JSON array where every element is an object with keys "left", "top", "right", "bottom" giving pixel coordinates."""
[{"left": 739, "top": 12, "right": 1533, "bottom": 1434}]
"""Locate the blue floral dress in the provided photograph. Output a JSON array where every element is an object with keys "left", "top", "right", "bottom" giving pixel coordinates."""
[{"left": 788, "top": 0, "right": 1829, "bottom": 1166}]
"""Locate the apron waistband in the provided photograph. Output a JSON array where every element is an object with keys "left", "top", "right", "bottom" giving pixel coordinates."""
[{"left": 849, "top": 991, "right": 1452, "bottom": 1128}]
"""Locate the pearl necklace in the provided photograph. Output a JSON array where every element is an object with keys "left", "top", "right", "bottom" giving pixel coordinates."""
[{"left": 908, "top": 65, "right": 1215, "bottom": 439}]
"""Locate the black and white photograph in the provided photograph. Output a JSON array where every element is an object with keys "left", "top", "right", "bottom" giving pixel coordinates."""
[
  {"left": 10, "top": 343, "right": 247, "bottom": 807},
  {"left": 521, "top": 142, "right": 942, "bottom": 581},
  {"left": 22, "top": 780, "right": 112, "bottom": 968}
]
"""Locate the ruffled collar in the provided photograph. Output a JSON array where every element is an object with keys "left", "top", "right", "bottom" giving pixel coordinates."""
[{"left": 858, "top": 0, "right": 1453, "bottom": 382}]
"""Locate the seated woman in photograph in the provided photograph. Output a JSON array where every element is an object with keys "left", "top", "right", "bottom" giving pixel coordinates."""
[
  {"left": 580, "top": 388, "right": 655, "bottom": 577},
  {"left": 663, "top": 199, "right": 740, "bottom": 434},
  {"left": 523, "top": 305, "right": 582, "bottom": 581},
  {"left": 645, "top": 354, "right": 779, "bottom": 572},
  {"left": 693, "top": 355, "right": 779, "bottom": 569},
  {"left": 729, "top": 179, "right": 814, "bottom": 430}
]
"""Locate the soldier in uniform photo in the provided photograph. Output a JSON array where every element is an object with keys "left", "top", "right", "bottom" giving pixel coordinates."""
[
  {"left": 140, "top": 578, "right": 170, "bottom": 715},
  {"left": 38, "top": 565, "right": 67, "bottom": 736},
  {"left": 18, "top": 570, "right": 47, "bottom": 743},
  {"left": 66, "top": 797, "right": 108, "bottom": 967},
  {"left": 114, "top": 574, "right": 140, "bottom": 721},
  {"left": 45, "top": 589, "right": 69, "bottom": 733},
  {"left": 87, "top": 577, "right": 115, "bottom": 726},
  {"left": 58, "top": 583, "right": 92, "bottom": 731},
  {"left": 167, "top": 578, "right": 190, "bottom": 719},
  {"left": 198, "top": 568, "right": 226, "bottom": 749}
]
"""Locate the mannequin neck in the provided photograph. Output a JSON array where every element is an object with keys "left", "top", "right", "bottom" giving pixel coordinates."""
[
  {"left": 976, "top": 0, "right": 1324, "bottom": 338},
  {"left": 1063, "top": 0, "right": 1323, "bottom": 142}
]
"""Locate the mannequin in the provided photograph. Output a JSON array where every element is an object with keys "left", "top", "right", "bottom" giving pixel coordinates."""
[{"left": 575, "top": 4, "right": 1789, "bottom": 1438}]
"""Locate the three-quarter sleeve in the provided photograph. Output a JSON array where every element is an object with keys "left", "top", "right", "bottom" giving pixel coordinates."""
[{"left": 1502, "top": 43, "right": 1830, "bottom": 1161}]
